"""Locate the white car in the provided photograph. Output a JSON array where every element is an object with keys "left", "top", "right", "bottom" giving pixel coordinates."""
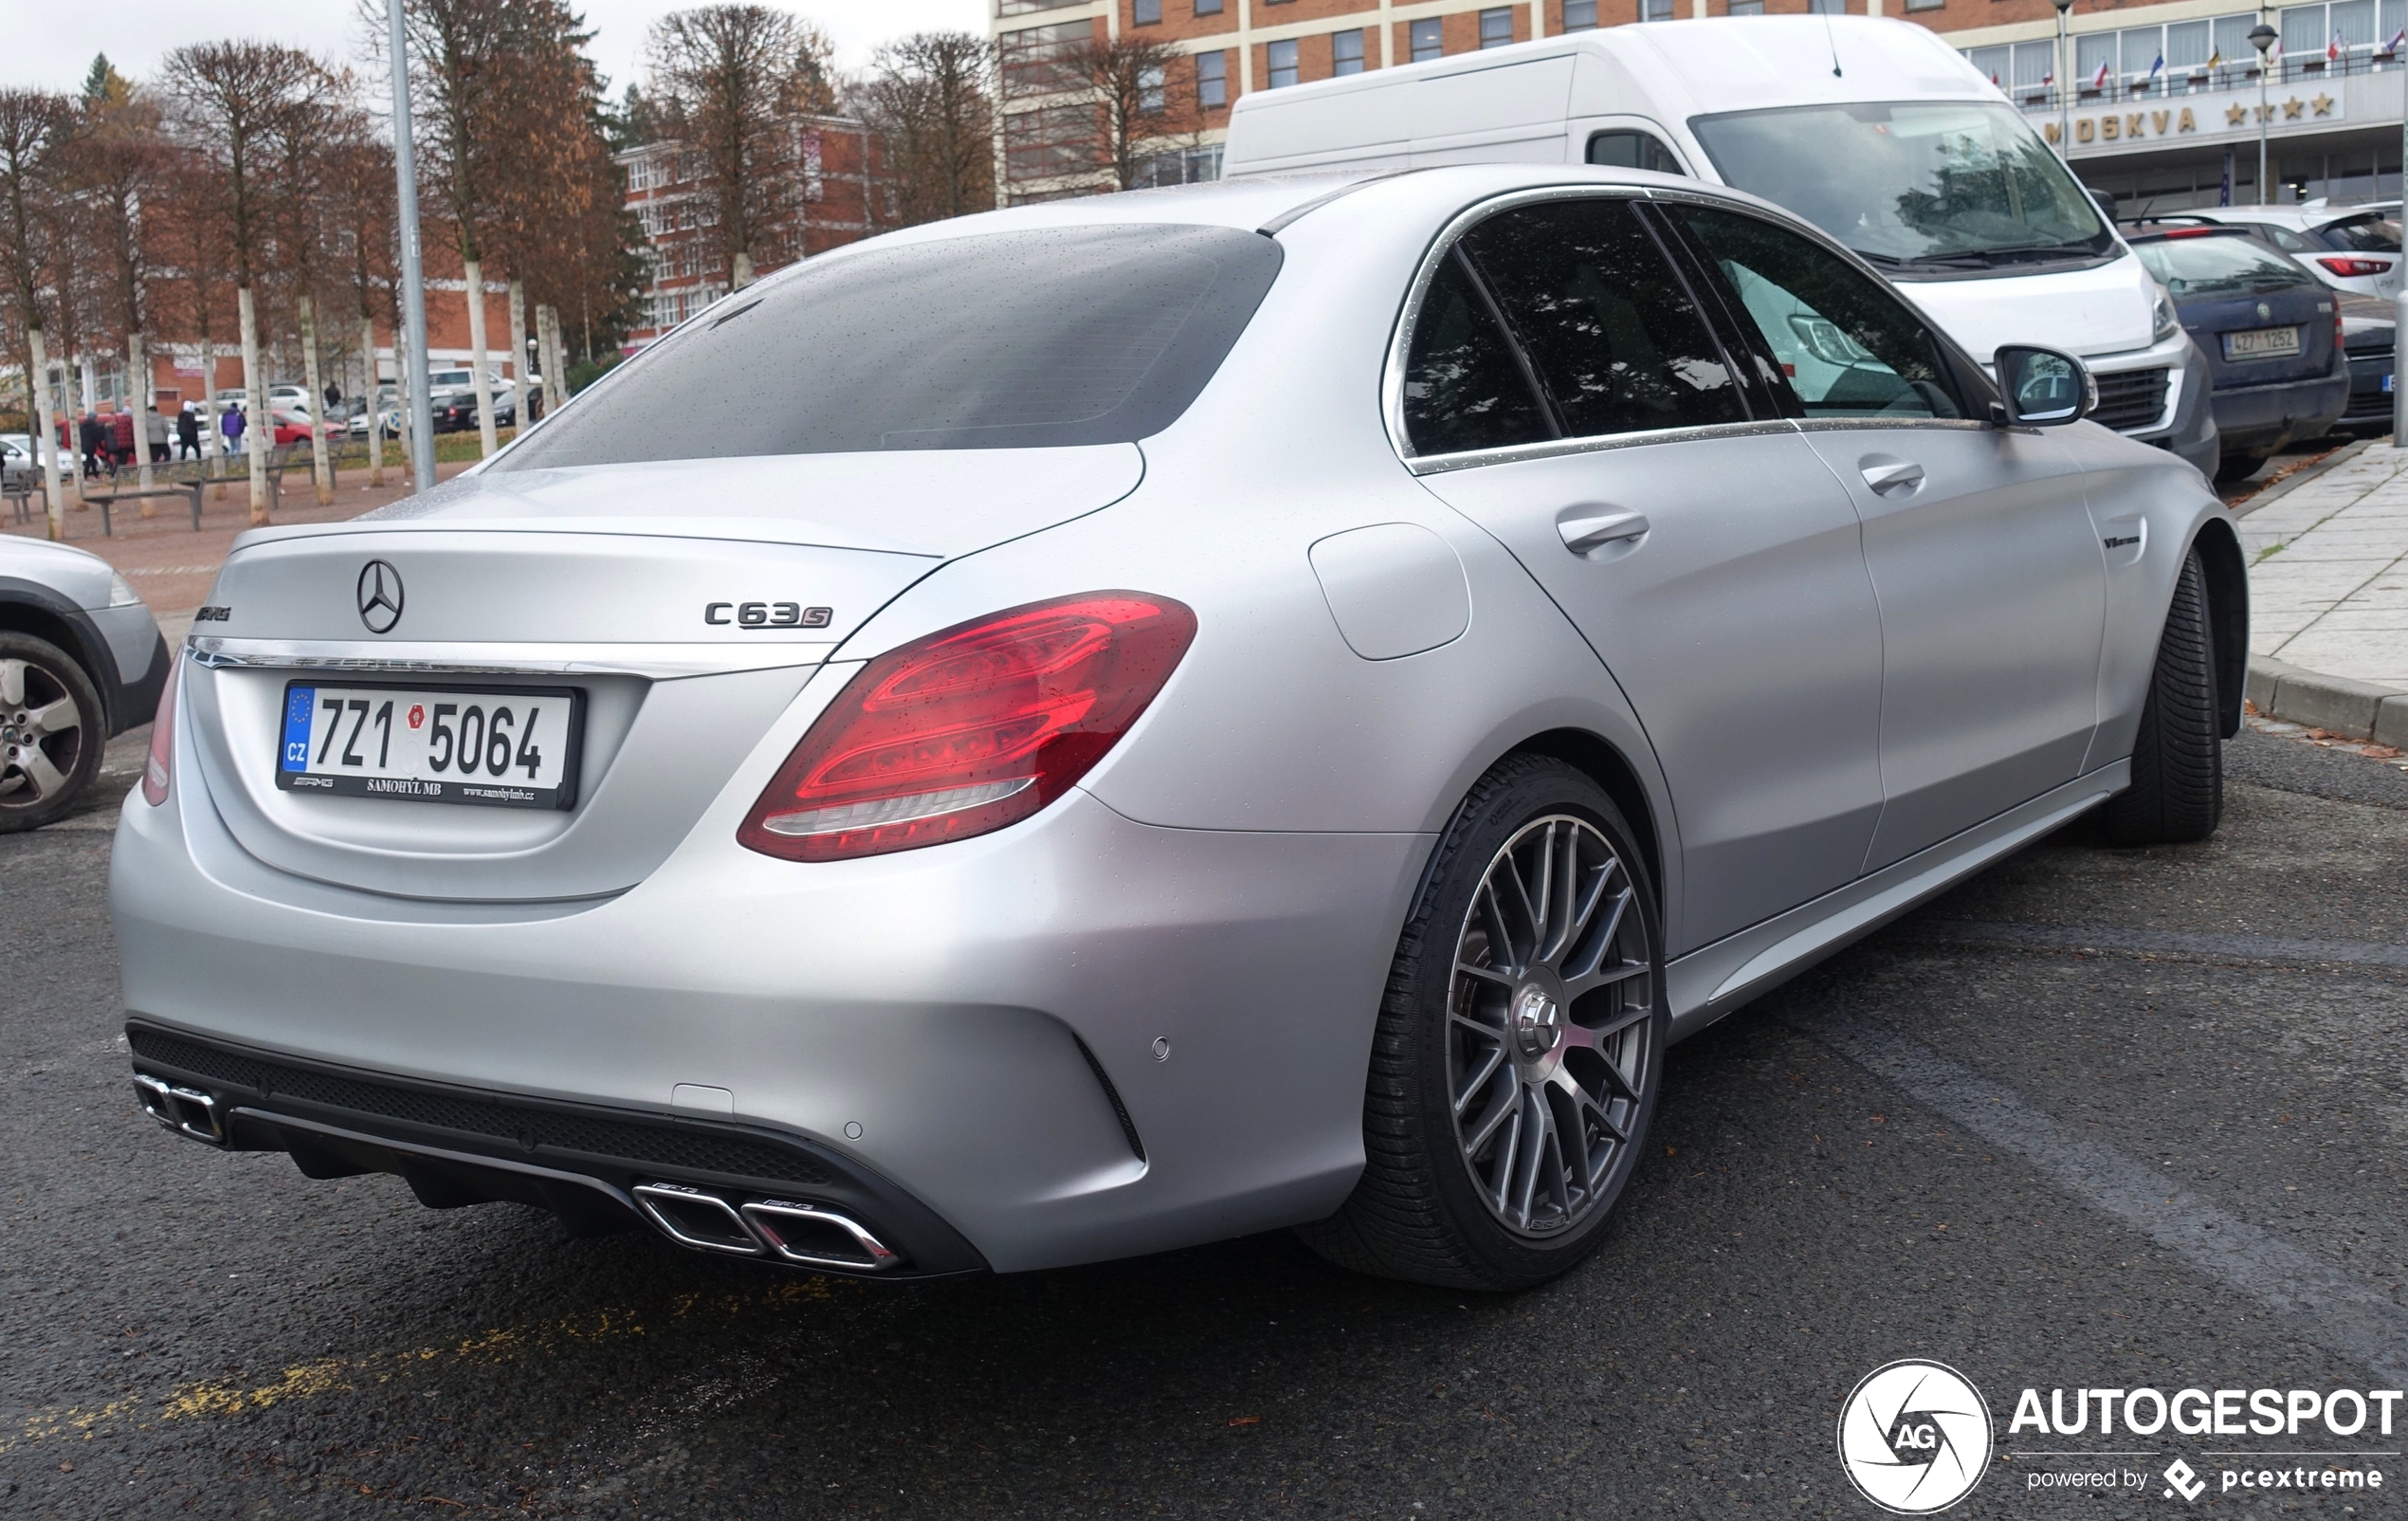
[
  {"left": 2, "top": 432, "right": 35, "bottom": 492},
  {"left": 2153, "top": 206, "right": 2404, "bottom": 301},
  {"left": 0, "top": 538, "right": 167, "bottom": 831}
]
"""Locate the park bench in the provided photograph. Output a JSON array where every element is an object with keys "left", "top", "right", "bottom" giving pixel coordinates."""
[{"left": 83, "top": 479, "right": 207, "bottom": 535}]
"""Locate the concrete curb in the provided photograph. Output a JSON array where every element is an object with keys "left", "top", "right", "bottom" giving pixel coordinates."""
[
  {"left": 2246, "top": 655, "right": 2408, "bottom": 747},
  {"left": 2227, "top": 436, "right": 2377, "bottom": 521}
]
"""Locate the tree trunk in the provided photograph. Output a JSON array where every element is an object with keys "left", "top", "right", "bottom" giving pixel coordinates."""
[
  {"left": 300, "top": 295, "right": 333, "bottom": 505},
  {"left": 238, "top": 284, "right": 270, "bottom": 525},
  {"left": 506, "top": 278, "right": 527, "bottom": 447},
  {"left": 540, "top": 304, "right": 566, "bottom": 415},
  {"left": 362, "top": 312, "right": 385, "bottom": 488},
  {"left": 731, "top": 249, "right": 755, "bottom": 291},
  {"left": 203, "top": 334, "right": 226, "bottom": 498},
  {"left": 27, "top": 326, "right": 64, "bottom": 541},
  {"left": 464, "top": 257, "right": 499, "bottom": 459},
  {"left": 128, "top": 330, "right": 154, "bottom": 500}
]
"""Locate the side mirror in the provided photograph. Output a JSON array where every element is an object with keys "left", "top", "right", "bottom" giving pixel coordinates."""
[{"left": 1993, "top": 345, "right": 2095, "bottom": 427}]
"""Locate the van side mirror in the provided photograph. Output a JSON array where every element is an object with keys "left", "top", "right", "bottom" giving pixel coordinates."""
[{"left": 1993, "top": 345, "right": 2094, "bottom": 427}]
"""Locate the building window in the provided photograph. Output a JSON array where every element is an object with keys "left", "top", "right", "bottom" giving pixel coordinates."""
[
  {"left": 1002, "top": 102, "right": 1096, "bottom": 182},
  {"left": 1562, "top": 0, "right": 1599, "bottom": 27},
  {"left": 1806, "top": 0, "right": 1844, "bottom": 12},
  {"left": 999, "top": 20, "right": 1091, "bottom": 98},
  {"left": 1268, "top": 38, "right": 1300, "bottom": 86},
  {"left": 1479, "top": 7, "right": 1515, "bottom": 46},
  {"left": 1332, "top": 28, "right": 1366, "bottom": 73},
  {"left": 1196, "top": 49, "right": 1228, "bottom": 108},
  {"left": 1411, "top": 18, "right": 1444, "bottom": 60},
  {"left": 1901, "top": 0, "right": 1941, "bottom": 10},
  {"left": 1139, "top": 144, "right": 1225, "bottom": 185},
  {"left": 1139, "top": 64, "right": 1166, "bottom": 111},
  {"left": 1727, "top": 0, "right": 1763, "bottom": 11},
  {"left": 1195, "top": 0, "right": 1222, "bottom": 14},
  {"left": 1643, "top": 0, "right": 1676, "bottom": 18},
  {"left": 1133, "top": 0, "right": 1160, "bottom": 21},
  {"left": 998, "top": 0, "right": 1082, "bottom": 12}
]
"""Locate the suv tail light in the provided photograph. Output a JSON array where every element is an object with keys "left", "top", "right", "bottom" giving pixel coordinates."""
[
  {"left": 141, "top": 656, "right": 180, "bottom": 806},
  {"left": 2318, "top": 256, "right": 2392, "bottom": 278},
  {"left": 739, "top": 593, "right": 1196, "bottom": 862}
]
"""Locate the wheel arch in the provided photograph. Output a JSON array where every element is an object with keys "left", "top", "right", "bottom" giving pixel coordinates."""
[
  {"left": 2188, "top": 517, "right": 2248, "bottom": 739},
  {"left": 1505, "top": 726, "right": 1668, "bottom": 922},
  {"left": 0, "top": 589, "right": 118, "bottom": 730}
]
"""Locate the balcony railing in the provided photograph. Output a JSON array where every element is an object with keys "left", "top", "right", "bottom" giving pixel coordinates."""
[{"left": 2005, "top": 44, "right": 2408, "bottom": 113}]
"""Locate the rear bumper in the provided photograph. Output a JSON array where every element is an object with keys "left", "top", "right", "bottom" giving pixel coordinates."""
[
  {"left": 110, "top": 762, "right": 1427, "bottom": 1274},
  {"left": 2207, "top": 370, "right": 2351, "bottom": 452},
  {"left": 2343, "top": 348, "right": 2395, "bottom": 429}
]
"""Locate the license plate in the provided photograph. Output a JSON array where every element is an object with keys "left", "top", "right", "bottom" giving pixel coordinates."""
[
  {"left": 2223, "top": 326, "right": 2302, "bottom": 360},
  {"left": 276, "top": 682, "right": 584, "bottom": 809},
  {"left": 2386, "top": 373, "right": 2396, "bottom": 394}
]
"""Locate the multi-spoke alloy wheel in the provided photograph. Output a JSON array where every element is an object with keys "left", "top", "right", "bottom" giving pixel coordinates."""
[
  {"left": 1448, "top": 815, "right": 1653, "bottom": 1238},
  {"left": 1298, "top": 755, "right": 1665, "bottom": 1291},
  {"left": 0, "top": 634, "right": 102, "bottom": 834}
]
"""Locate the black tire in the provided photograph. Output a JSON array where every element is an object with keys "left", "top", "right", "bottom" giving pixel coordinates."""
[
  {"left": 1298, "top": 755, "right": 1667, "bottom": 1292},
  {"left": 0, "top": 632, "right": 105, "bottom": 834},
  {"left": 2101, "top": 547, "right": 2223, "bottom": 846},
  {"left": 2212, "top": 449, "right": 2269, "bottom": 486}
]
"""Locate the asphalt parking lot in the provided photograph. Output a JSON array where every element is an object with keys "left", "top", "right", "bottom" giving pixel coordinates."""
[{"left": 4, "top": 725, "right": 2404, "bottom": 1519}]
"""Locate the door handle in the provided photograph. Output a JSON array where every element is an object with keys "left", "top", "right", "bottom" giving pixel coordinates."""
[
  {"left": 1861, "top": 461, "right": 1925, "bottom": 495},
  {"left": 1558, "top": 511, "right": 1651, "bottom": 555}
]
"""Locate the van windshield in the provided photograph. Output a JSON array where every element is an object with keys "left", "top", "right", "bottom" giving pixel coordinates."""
[
  {"left": 1687, "top": 101, "right": 2115, "bottom": 273},
  {"left": 497, "top": 223, "right": 1282, "bottom": 467}
]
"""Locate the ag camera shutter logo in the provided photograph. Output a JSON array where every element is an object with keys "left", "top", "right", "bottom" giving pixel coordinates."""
[{"left": 1837, "top": 1360, "right": 1994, "bottom": 1513}]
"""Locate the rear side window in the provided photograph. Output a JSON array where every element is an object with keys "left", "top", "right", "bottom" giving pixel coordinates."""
[
  {"left": 1586, "top": 131, "right": 1684, "bottom": 176},
  {"left": 500, "top": 225, "right": 1281, "bottom": 467},
  {"left": 1461, "top": 198, "right": 1744, "bottom": 437},
  {"left": 1672, "top": 206, "right": 1964, "bottom": 420},
  {"left": 1401, "top": 253, "right": 1555, "bottom": 456},
  {"left": 2320, "top": 214, "right": 2401, "bottom": 253}
]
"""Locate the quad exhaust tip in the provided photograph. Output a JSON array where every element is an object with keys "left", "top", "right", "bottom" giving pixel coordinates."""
[
  {"left": 632, "top": 1182, "right": 901, "bottom": 1272},
  {"left": 133, "top": 1072, "right": 226, "bottom": 1145}
]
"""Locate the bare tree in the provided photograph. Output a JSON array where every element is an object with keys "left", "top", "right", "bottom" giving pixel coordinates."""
[
  {"left": 323, "top": 128, "right": 395, "bottom": 486},
  {"left": 160, "top": 41, "right": 326, "bottom": 525},
  {"left": 647, "top": 5, "right": 837, "bottom": 291},
  {"left": 1067, "top": 35, "right": 1209, "bottom": 193},
  {"left": 69, "top": 59, "right": 165, "bottom": 498},
  {"left": 856, "top": 31, "right": 994, "bottom": 228},
  {"left": 483, "top": 5, "right": 597, "bottom": 446},
  {"left": 0, "top": 89, "right": 74, "bottom": 537}
]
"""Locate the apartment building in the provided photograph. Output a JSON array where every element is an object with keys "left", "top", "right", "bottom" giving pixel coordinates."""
[
  {"left": 991, "top": 0, "right": 2408, "bottom": 211},
  {"left": 618, "top": 117, "right": 879, "bottom": 349}
]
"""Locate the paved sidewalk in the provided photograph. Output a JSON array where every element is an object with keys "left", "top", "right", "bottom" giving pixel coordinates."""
[{"left": 2240, "top": 442, "right": 2408, "bottom": 688}]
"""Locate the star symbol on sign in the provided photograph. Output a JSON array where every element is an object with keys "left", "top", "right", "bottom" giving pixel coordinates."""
[
  {"left": 2227, "top": 102, "right": 2248, "bottom": 125},
  {"left": 2283, "top": 96, "right": 2304, "bottom": 119},
  {"left": 2312, "top": 92, "right": 2334, "bottom": 115}
]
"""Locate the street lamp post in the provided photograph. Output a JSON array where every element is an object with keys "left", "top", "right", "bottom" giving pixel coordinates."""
[
  {"left": 386, "top": 0, "right": 435, "bottom": 493},
  {"left": 2396, "top": 46, "right": 2408, "bottom": 444},
  {"left": 2053, "top": 0, "right": 2074, "bottom": 160},
  {"left": 2250, "top": 23, "right": 2278, "bottom": 207}
]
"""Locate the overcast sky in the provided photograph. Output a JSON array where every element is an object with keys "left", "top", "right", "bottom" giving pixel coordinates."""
[{"left": 4, "top": 1, "right": 992, "bottom": 101}]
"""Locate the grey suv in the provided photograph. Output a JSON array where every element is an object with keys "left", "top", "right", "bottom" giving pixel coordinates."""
[{"left": 0, "top": 538, "right": 168, "bottom": 830}]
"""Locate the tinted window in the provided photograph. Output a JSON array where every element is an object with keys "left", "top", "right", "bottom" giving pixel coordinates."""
[
  {"left": 1586, "top": 131, "right": 1684, "bottom": 176},
  {"left": 1462, "top": 199, "right": 1745, "bottom": 437},
  {"left": 2131, "top": 234, "right": 2319, "bottom": 297},
  {"left": 1673, "top": 206, "right": 1964, "bottom": 420},
  {"left": 2319, "top": 214, "right": 2400, "bottom": 253},
  {"left": 1401, "top": 253, "right": 1553, "bottom": 456},
  {"left": 500, "top": 225, "right": 1281, "bottom": 467}
]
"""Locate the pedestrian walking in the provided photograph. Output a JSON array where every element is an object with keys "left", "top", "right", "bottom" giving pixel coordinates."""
[
  {"left": 220, "top": 404, "right": 245, "bottom": 458},
  {"left": 324, "top": 380, "right": 340, "bottom": 413},
  {"left": 78, "top": 412, "right": 102, "bottom": 478},
  {"left": 175, "top": 404, "right": 202, "bottom": 462},
  {"left": 145, "top": 406, "right": 169, "bottom": 464}
]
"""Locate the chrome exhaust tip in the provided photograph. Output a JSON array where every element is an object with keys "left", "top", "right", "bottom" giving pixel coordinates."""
[
  {"left": 631, "top": 1182, "right": 764, "bottom": 1255},
  {"left": 741, "top": 1200, "right": 903, "bottom": 1272},
  {"left": 133, "top": 1072, "right": 227, "bottom": 1145}
]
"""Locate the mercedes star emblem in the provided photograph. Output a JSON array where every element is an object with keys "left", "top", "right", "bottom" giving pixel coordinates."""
[{"left": 356, "top": 560, "right": 404, "bottom": 634}]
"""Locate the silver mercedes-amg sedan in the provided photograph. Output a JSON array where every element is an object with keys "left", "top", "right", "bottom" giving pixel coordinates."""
[{"left": 112, "top": 166, "right": 2244, "bottom": 1291}]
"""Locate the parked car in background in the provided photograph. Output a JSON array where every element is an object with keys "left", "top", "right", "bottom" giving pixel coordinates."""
[
  {"left": 2334, "top": 291, "right": 2397, "bottom": 433},
  {"left": 1222, "top": 15, "right": 2221, "bottom": 478},
  {"left": 2147, "top": 206, "right": 2403, "bottom": 302},
  {"left": 436, "top": 390, "right": 516, "bottom": 432},
  {"left": 2, "top": 433, "right": 34, "bottom": 492},
  {"left": 264, "top": 411, "right": 338, "bottom": 448},
  {"left": 2127, "top": 226, "right": 2348, "bottom": 481},
  {"left": 0, "top": 537, "right": 167, "bottom": 831},
  {"left": 116, "top": 166, "right": 2243, "bottom": 1292}
]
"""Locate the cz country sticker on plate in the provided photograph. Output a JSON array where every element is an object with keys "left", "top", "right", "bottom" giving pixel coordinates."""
[{"left": 276, "top": 681, "right": 585, "bottom": 810}]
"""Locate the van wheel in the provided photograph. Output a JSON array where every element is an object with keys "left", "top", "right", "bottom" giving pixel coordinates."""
[
  {"left": 0, "top": 632, "right": 103, "bottom": 834},
  {"left": 2101, "top": 548, "right": 2222, "bottom": 846},
  {"left": 1298, "top": 756, "right": 1666, "bottom": 1292}
]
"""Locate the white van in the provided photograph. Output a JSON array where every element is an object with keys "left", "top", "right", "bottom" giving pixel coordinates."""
[{"left": 1223, "top": 16, "right": 2216, "bottom": 476}]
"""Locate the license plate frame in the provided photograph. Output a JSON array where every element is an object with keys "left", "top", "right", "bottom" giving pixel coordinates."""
[
  {"left": 2223, "top": 326, "right": 2303, "bottom": 361},
  {"left": 274, "top": 679, "right": 587, "bottom": 810}
]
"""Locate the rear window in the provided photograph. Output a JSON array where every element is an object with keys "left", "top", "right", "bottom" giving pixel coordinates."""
[
  {"left": 2132, "top": 234, "right": 2318, "bottom": 297},
  {"left": 2319, "top": 214, "right": 2401, "bottom": 254},
  {"left": 500, "top": 224, "right": 1282, "bottom": 468}
]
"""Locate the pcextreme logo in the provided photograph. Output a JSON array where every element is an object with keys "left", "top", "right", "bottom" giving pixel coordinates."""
[{"left": 1837, "top": 1360, "right": 1995, "bottom": 1514}]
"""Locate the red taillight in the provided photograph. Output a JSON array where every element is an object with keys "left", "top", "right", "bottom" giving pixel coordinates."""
[
  {"left": 141, "top": 655, "right": 180, "bottom": 806},
  {"left": 739, "top": 592, "right": 1196, "bottom": 862},
  {"left": 2318, "top": 256, "right": 2391, "bottom": 278}
]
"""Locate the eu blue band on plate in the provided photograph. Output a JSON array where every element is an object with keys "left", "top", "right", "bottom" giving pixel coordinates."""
[{"left": 281, "top": 687, "right": 316, "bottom": 771}]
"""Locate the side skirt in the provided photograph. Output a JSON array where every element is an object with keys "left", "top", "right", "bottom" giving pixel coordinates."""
[{"left": 1665, "top": 760, "right": 2129, "bottom": 1040}]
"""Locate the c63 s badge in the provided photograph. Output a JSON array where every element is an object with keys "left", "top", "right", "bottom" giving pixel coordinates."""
[{"left": 705, "top": 602, "right": 832, "bottom": 630}]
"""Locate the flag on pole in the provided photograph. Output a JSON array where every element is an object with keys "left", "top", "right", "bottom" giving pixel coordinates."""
[
  {"left": 2327, "top": 30, "right": 2342, "bottom": 63},
  {"left": 2389, "top": 26, "right": 2407, "bottom": 52},
  {"left": 2148, "top": 52, "right": 2165, "bottom": 82},
  {"left": 2091, "top": 59, "right": 2111, "bottom": 89},
  {"left": 2206, "top": 47, "right": 2223, "bottom": 68}
]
